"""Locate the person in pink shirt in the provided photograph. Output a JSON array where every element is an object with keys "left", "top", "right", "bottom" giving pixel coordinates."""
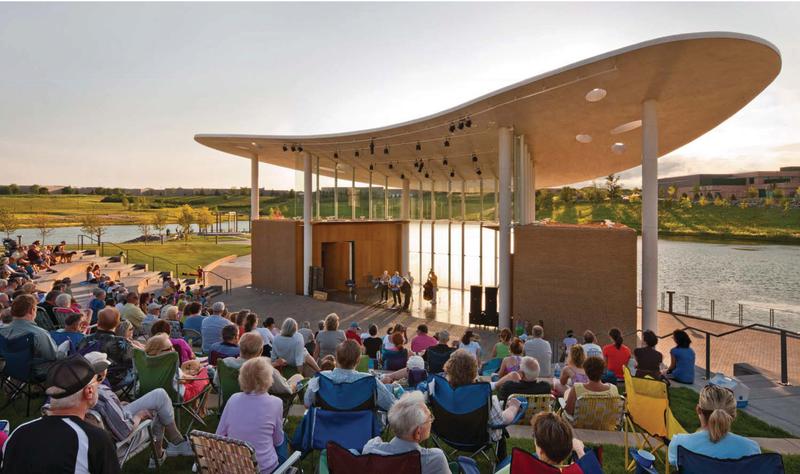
[
  {"left": 410, "top": 324, "right": 438, "bottom": 354},
  {"left": 151, "top": 320, "right": 194, "bottom": 365},
  {"left": 216, "top": 357, "right": 284, "bottom": 473}
]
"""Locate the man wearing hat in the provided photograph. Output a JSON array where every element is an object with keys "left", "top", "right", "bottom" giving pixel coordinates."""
[
  {"left": 2, "top": 354, "right": 120, "bottom": 473},
  {"left": 345, "top": 321, "right": 363, "bottom": 346}
]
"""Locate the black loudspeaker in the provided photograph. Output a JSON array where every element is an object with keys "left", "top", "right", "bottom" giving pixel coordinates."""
[
  {"left": 469, "top": 285, "right": 483, "bottom": 325},
  {"left": 484, "top": 286, "right": 499, "bottom": 328},
  {"left": 309, "top": 266, "right": 324, "bottom": 293}
]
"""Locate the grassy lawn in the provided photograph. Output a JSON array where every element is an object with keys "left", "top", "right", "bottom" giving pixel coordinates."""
[{"left": 69, "top": 237, "right": 251, "bottom": 274}]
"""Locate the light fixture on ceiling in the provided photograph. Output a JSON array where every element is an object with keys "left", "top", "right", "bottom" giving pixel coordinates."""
[
  {"left": 297, "top": 145, "right": 303, "bottom": 152},
  {"left": 333, "top": 152, "right": 338, "bottom": 159},
  {"left": 611, "top": 119, "right": 642, "bottom": 135},
  {"left": 585, "top": 88, "right": 607, "bottom": 102},
  {"left": 450, "top": 170, "right": 455, "bottom": 178},
  {"left": 401, "top": 173, "right": 405, "bottom": 179},
  {"left": 290, "top": 145, "right": 296, "bottom": 152},
  {"left": 425, "top": 172, "right": 429, "bottom": 178},
  {"left": 611, "top": 143, "right": 626, "bottom": 155},
  {"left": 476, "top": 168, "right": 482, "bottom": 176},
  {"left": 388, "top": 163, "right": 394, "bottom": 169},
  {"left": 354, "top": 150, "right": 359, "bottom": 157},
  {"left": 465, "top": 117, "right": 472, "bottom": 128},
  {"left": 282, "top": 144, "right": 288, "bottom": 152},
  {"left": 384, "top": 146, "right": 389, "bottom": 155},
  {"left": 458, "top": 120, "right": 464, "bottom": 130},
  {"left": 443, "top": 157, "right": 448, "bottom": 166},
  {"left": 449, "top": 123, "right": 456, "bottom": 133},
  {"left": 369, "top": 139, "right": 375, "bottom": 155},
  {"left": 471, "top": 153, "right": 478, "bottom": 162},
  {"left": 369, "top": 164, "right": 373, "bottom": 171},
  {"left": 444, "top": 138, "right": 450, "bottom": 147},
  {"left": 575, "top": 134, "right": 592, "bottom": 144},
  {"left": 416, "top": 142, "right": 421, "bottom": 151}
]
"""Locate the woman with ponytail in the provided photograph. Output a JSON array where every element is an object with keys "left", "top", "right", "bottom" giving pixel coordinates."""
[
  {"left": 601, "top": 327, "right": 631, "bottom": 380},
  {"left": 668, "top": 384, "right": 760, "bottom": 465}
]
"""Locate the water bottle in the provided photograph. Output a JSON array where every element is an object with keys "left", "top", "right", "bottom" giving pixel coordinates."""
[
  {"left": 553, "top": 363, "right": 562, "bottom": 379},
  {"left": 392, "top": 382, "right": 405, "bottom": 398}
]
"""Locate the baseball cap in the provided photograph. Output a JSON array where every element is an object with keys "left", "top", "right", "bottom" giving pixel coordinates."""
[
  {"left": 45, "top": 354, "right": 104, "bottom": 399},
  {"left": 350, "top": 322, "right": 360, "bottom": 329},
  {"left": 147, "top": 302, "right": 161, "bottom": 311},
  {"left": 83, "top": 352, "right": 112, "bottom": 372}
]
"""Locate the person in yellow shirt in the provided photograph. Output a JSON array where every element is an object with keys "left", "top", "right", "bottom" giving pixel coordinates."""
[{"left": 119, "top": 292, "right": 146, "bottom": 333}]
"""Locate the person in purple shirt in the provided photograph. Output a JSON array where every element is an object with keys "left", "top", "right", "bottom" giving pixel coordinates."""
[
  {"left": 410, "top": 324, "right": 438, "bottom": 354},
  {"left": 216, "top": 357, "right": 284, "bottom": 473}
]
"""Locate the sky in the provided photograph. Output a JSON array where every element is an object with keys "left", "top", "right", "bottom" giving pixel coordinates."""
[{"left": 1, "top": 2, "right": 799, "bottom": 190}]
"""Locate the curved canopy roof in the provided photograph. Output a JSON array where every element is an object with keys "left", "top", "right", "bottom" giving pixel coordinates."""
[{"left": 195, "top": 32, "right": 780, "bottom": 192}]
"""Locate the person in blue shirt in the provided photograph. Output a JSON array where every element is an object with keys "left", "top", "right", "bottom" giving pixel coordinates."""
[
  {"left": 667, "top": 329, "right": 695, "bottom": 384},
  {"left": 88, "top": 288, "right": 106, "bottom": 325},
  {"left": 668, "top": 384, "right": 760, "bottom": 466},
  {"left": 201, "top": 301, "right": 233, "bottom": 353},
  {"left": 389, "top": 271, "right": 402, "bottom": 308},
  {"left": 208, "top": 324, "right": 241, "bottom": 364}
]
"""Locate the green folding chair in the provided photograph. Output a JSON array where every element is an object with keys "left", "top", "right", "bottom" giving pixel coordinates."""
[
  {"left": 133, "top": 349, "right": 212, "bottom": 436},
  {"left": 216, "top": 361, "right": 241, "bottom": 412},
  {"left": 356, "top": 355, "right": 370, "bottom": 373}
]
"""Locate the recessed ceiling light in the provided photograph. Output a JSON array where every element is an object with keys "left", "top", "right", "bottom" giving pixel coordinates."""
[
  {"left": 611, "top": 119, "right": 642, "bottom": 135},
  {"left": 585, "top": 88, "right": 607, "bottom": 102},
  {"left": 611, "top": 143, "right": 626, "bottom": 155},
  {"left": 575, "top": 134, "right": 592, "bottom": 144}
]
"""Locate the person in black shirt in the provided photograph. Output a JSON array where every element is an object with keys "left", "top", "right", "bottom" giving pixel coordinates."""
[
  {"left": 39, "top": 290, "right": 61, "bottom": 327},
  {"left": 633, "top": 329, "right": 663, "bottom": 379},
  {"left": 400, "top": 277, "right": 413, "bottom": 311},
  {"left": 77, "top": 307, "right": 134, "bottom": 390},
  {"left": 422, "top": 330, "right": 455, "bottom": 374},
  {"left": 2, "top": 354, "right": 120, "bottom": 473},
  {"left": 497, "top": 356, "right": 552, "bottom": 401},
  {"left": 363, "top": 324, "right": 383, "bottom": 360}
]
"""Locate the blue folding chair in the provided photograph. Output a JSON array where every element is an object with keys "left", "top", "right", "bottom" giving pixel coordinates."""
[
  {"left": 0, "top": 334, "right": 45, "bottom": 416},
  {"left": 480, "top": 358, "right": 502, "bottom": 376},
  {"left": 49, "top": 331, "right": 83, "bottom": 355},
  {"left": 316, "top": 374, "right": 378, "bottom": 411},
  {"left": 381, "top": 348, "right": 408, "bottom": 371},
  {"left": 428, "top": 374, "right": 527, "bottom": 470},
  {"left": 425, "top": 349, "right": 452, "bottom": 375},
  {"left": 677, "top": 446, "right": 784, "bottom": 474}
]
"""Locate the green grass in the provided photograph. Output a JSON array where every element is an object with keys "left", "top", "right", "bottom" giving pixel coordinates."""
[{"left": 68, "top": 237, "right": 251, "bottom": 274}]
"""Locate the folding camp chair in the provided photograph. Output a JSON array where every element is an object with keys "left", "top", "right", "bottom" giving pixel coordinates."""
[
  {"left": 676, "top": 446, "right": 784, "bottom": 474},
  {"left": 425, "top": 349, "right": 452, "bottom": 375},
  {"left": 85, "top": 410, "right": 160, "bottom": 469},
  {"left": 506, "top": 447, "right": 604, "bottom": 474},
  {"left": 189, "top": 430, "right": 302, "bottom": 474},
  {"left": 480, "top": 358, "right": 502, "bottom": 376},
  {"left": 381, "top": 348, "right": 408, "bottom": 371},
  {"left": 216, "top": 361, "right": 242, "bottom": 411},
  {"left": 34, "top": 306, "right": 57, "bottom": 331},
  {"left": 623, "top": 366, "right": 686, "bottom": 473},
  {"left": 560, "top": 395, "right": 625, "bottom": 431},
  {"left": 132, "top": 348, "right": 212, "bottom": 436},
  {"left": 0, "top": 334, "right": 45, "bottom": 416},
  {"left": 182, "top": 328, "right": 203, "bottom": 354},
  {"left": 49, "top": 330, "right": 83, "bottom": 355},
  {"left": 356, "top": 354, "right": 370, "bottom": 373},
  {"left": 506, "top": 393, "right": 554, "bottom": 425},
  {"left": 428, "top": 374, "right": 527, "bottom": 471},
  {"left": 323, "top": 440, "right": 422, "bottom": 474}
]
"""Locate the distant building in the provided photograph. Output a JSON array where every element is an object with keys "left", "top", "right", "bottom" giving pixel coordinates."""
[{"left": 658, "top": 166, "right": 800, "bottom": 199}]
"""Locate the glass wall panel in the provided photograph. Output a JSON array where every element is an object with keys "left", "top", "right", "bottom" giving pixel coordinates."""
[
  {"left": 407, "top": 221, "right": 421, "bottom": 283},
  {"left": 450, "top": 223, "right": 463, "bottom": 289},
  {"left": 481, "top": 227, "right": 497, "bottom": 287},
  {"left": 421, "top": 221, "right": 432, "bottom": 254},
  {"left": 463, "top": 223, "right": 482, "bottom": 287},
  {"left": 433, "top": 222, "right": 450, "bottom": 287}
]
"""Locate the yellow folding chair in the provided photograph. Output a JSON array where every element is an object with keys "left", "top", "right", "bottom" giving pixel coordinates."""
[
  {"left": 571, "top": 395, "right": 625, "bottom": 431},
  {"left": 506, "top": 393, "right": 555, "bottom": 425},
  {"left": 623, "top": 366, "right": 686, "bottom": 473}
]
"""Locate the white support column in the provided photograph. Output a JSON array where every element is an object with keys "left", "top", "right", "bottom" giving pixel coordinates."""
[
  {"left": 302, "top": 152, "right": 313, "bottom": 295},
  {"left": 401, "top": 178, "right": 410, "bottom": 276},
  {"left": 250, "top": 153, "right": 260, "bottom": 221},
  {"left": 642, "top": 100, "right": 659, "bottom": 333},
  {"left": 498, "top": 126, "right": 513, "bottom": 330}
]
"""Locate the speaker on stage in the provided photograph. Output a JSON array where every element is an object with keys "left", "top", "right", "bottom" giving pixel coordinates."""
[
  {"left": 469, "top": 285, "right": 483, "bottom": 325},
  {"left": 484, "top": 286, "right": 499, "bottom": 328}
]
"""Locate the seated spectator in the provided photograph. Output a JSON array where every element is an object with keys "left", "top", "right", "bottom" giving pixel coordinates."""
[
  {"left": 422, "top": 330, "right": 455, "bottom": 374},
  {"left": 524, "top": 325, "right": 553, "bottom": 377},
  {"left": 563, "top": 356, "right": 619, "bottom": 419},
  {"left": 162, "top": 305, "right": 183, "bottom": 339},
  {"left": 667, "top": 329, "right": 696, "bottom": 384},
  {"left": 52, "top": 311, "right": 88, "bottom": 349},
  {"left": 151, "top": 320, "right": 194, "bottom": 365},
  {"left": 297, "top": 320, "right": 315, "bottom": 354},
  {"left": 560, "top": 329, "right": 578, "bottom": 361},
  {"left": 363, "top": 324, "right": 382, "bottom": 361},
  {"left": 494, "top": 412, "right": 597, "bottom": 474},
  {"left": 497, "top": 338, "right": 524, "bottom": 378},
  {"left": 182, "top": 301, "right": 204, "bottom": 331},
  {"left": 264, "top": 317, "right": 279, "bottom": 337},
  {"left": 215, "top": 332, "right": 302, "bottom": 396},
  {"left": 315, "top": 313, "right": 346, "bottom": 360},
  {"left": 0, "top": 293, "right": 59, "bottom": 378},
  {"left": 556, "top": 344, "right": 589, "bottom": 396},
  {"left": 54, "top": 292, "right": 80, "bottom": 326},
  {"left": 2, "top": 355, "right": 120, "bottom": 473},
  {"left": 146, "top": 334, "right": 209, "bottom": 401},
  {"left": 410, "top": 324, "right": 438, "bottom": 354},
  {"left": 345, "top": 321, "right": 363, "bottom": 345},
  {"left": 581, "top": 330, "right": 603, "bottom": 359},
  {"left": 491, "top": 328, "right": 513, "bottom": 359},
  {"left": 120, "top": 292, "right": 145, "bottom": 332},
  {"left": 216, "top": 357, "right": 285, "bottom": 474},
  {"left": 141, "top": 302, "right": 161, "bottom": 336},
  {"left": 77, "top": 307, "right": 135, "bottom": 389},
  {"left": 602, "top": 327, "right": 631, "bottom": 380},
  {"left": 201, "top": 301, "right": 233, "bottom": 353},
  {"left": 116, "top": 319, "right": 144, "bottom": 350},
  {"left": 381, "top": 332, "right": 409, "bottom": 371},
  {"left": 458, "top": 330, "right": 482, "bottom": 360},
  {"left": 668, "top": 384, "right": 760, "bottom": 465},
  {"left": 382, "top": 324, "right": 407, "bottom": 350},
  {"left": 427, "top": 349, "right": 521, "bottom": 458},
  {"left": 2, "top": 256, "right": 30, "bottom": 281},
  {"left": 362, "top": 391, "right": 449, "bottom": 474},
  {"left": 209, "top": 325, "right": 241, "bottom": 364},
  {"left": 271, "top": 317, "right": 320, "bottom": 377},
  {"left": 88, "top": 288, "right": 106, "bottom": 325},
  {"left": 85, "top": 352, "right": 193, "bottom": 467},
  {"left": 304, "top": 340, "right": 396, "bottom": 411},
  {"left": 235, "top": 310, "right": 249, "bottom": 337},
  {"left": 634, "top": 329, "right": 663, "bottom": 379},
  {"left": 495, "top": 356, "right": 552, "bottom": 402}
]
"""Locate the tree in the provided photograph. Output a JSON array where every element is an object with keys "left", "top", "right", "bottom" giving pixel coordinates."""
[
  {"left": 176, "top": 205, "right": 196, "bottom": 242},
  {"left": 152, "top": 210, "right": 169, "bottom": 242},
  {"left": 121, "top": 195, "right": 130, "bottom": 210},
  {"left": 195, "top": 207, "right": 214, "bottom": 233},
  {"left": 0, "top": 186, "right": 9, "bottom": 195},
  {"left": 747, "top": 186, "right": 758, "bottom": 198},
  {"left": 61, "top": 186, "right": 74, "bottom": 195},
  {"left": 138, "top": 222, "right": 152, "bottom": 244},
  {"left": 29, "top": 184, "right": 40, "bottom": 195},
  {"left": 0, "top": 208, "right": 19, "bottom": 238},
  {"left": 558, "top": 186, "right": 577, "bottom": 204},
  {"left": 31, "top": 214, "right": 54, "bottom": 244},
  {"left": 38, "top": 187, "right": 49, "bottom": 194},
  {"left": 8, "top": 184, "right": 19, "bottom": 195},
  {"left": 773, "top": 188, "right": 784, "bottom": 199},
  {"left": 605, "top": 174, "right": 621, "bottom": 200},
  {"left": 692, "top": 185, "right": 701, "bottom": 201},
  {"left": 80, "top": 214, "right": 107, "bottom": 245}
]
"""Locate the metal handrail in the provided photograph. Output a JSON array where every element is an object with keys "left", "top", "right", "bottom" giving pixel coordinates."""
[
  {"left": 203, "top": 269, "right": 232, "bottom": 294},
  {"left": 625, "top": 322, "right": 798, "bottom": 384}
]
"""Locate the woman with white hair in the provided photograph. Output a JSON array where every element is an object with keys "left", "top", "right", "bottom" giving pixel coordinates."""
[
  {"left": 271, "top": 318, "right": 321, "bottom": 376},
  {"left": 161, "top": 305, "right": 183, "bottom": 339},
  {"left": 362, "top": 391, "right": 449, "bottom": 473},
  {"left": 217, "top": 357, "right": 285, "bottom": 474}
]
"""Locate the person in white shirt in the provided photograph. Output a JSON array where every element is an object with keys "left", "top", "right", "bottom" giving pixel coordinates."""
[
  {"left": 523, "top": 325, "right": 553, "bottom": 377},
  {"left": 581, "top": 330, "right": 603, "bottom": 359}
]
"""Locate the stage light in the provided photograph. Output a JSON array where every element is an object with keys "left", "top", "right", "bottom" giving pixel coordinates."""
[
  {"left": 333, "top": 152, "right": 338, "bottom": 159},
  {"left": 384, "top": 146, "right": 389, "bottom": 155},
  {"left": 465, "top": 117, "right": 472, "bottom": 128},
  {"left": 449, "top": 123, "right": 456, "bottom": 133},
  {"left": 472, "top": 153, "right": 478, "bottom": 162},
  {"left": 282, "top": 145, "right": 288, "bottom": 152},
  {"left": 450, "top": 170, "right": 455, "bottom": 178},
  {"left": 389, "top": 163, "right": 394, "bottom": 169},
  {"left": 369, "top": 164, "right": 373, "bottom": 171},
  {"left": 416, "top": 142, "right": 421, "bottom": 151},
  {"left": 476, "top": 168, "right": 482, "bottom": 175},
  {"left": 425, "top": 172, "right": 429, "bottom": 178},
  {"left": 458, "top": 120, "right": 464, "bottom": 130},
  {"left": 443, "top": 158, "right": 448, "bottom": 166},
  {"left": 444, "top": 138, "right": 450, "bottom": 147},
  {"left": 354, "top": 150, "right": 359, "bottom": 157},
  {"left": 401, "top": 173, "right": 405, "bottom": 179},
  {"left": 370, "top": 139, "right": 375, "bottom": 155},
  {"left": 297, "top": 145, "right": 303, "bottom": 152},
  {"left": 291, "top": 145, "right": 296, "bottom": 152}
]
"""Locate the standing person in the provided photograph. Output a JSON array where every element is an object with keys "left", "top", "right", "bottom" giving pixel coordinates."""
[
  {"left": 426, "top": 270, "right": 438, "bottom": 306},
  {"left": 602, "top": 327, "right": 631, "bottom": 380},
  {"left": 1, "top": 355, "right": 120, "bottom": 473},
  {"left": 378, "top": 270, "right": 390, "bottom": 304},
  {"left": 634, "top": 329, "right": 664, "bottom": 379},
  {"left": 400, "top": 275, "right": 413, "bottom": 311},
  {"left": 389, "top": 271, "right": 402, "bottom": 308},
  {"left": 458, "top": 330, "right": 482, "bottom": 360},
  {"left": 667, "top": 329, "right": 696, "bottom": 384},
  {"left": 667, "top": 384, "right": 760, "bottom": 466},
  {"left": 523, "top": 325, "right": 553, "bottom": 377}
]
